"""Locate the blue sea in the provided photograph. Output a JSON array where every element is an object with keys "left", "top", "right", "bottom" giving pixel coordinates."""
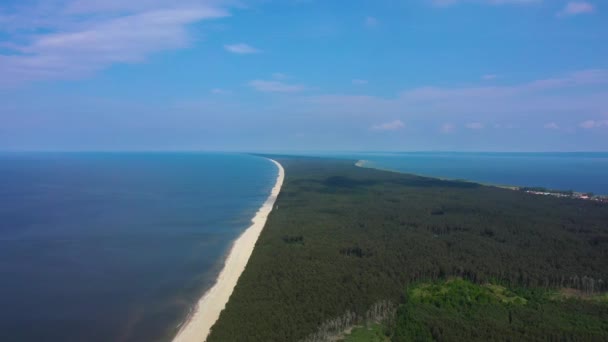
[
  {"left": 0, "top": 153, "right": 278, "bottom": 342},
  {"left": 334, "top": 152, "right": 608, "bottom": 195}
]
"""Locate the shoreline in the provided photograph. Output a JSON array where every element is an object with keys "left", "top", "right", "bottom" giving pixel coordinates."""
[
  {"left": 172, "top": 158, "right": 285, "bottom": 342},
  {"left": 355, "top": 159, "right": 607, "bottom": 201},
  {"left": 355, "top": 159, "right": 515, "bottom": 188}
]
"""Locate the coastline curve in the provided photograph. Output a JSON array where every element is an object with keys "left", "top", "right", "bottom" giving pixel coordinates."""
[{"left": 172, "top": 158, "right": 285, "bottom": 342}]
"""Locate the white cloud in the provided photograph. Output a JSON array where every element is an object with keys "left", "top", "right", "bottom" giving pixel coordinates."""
[
  {"left": 0, "top": 1, "right": 231, "bottom": 85},
  {"left": 440, "top": 123, "right": 456, "bottom": 133},
  {"left": 465, "top": 122, "right": 484, "bottom": 129},
  {"left": 364, "top": 16, "right": 378, "bottom": 28},
  {"left": 544, "top": 122, "right": 560, "bottom": 129},
  {"left": 249, "top": 80, "right": 305, "bottom": 93},
  {"left": 304, "top": 69, "right": 608, "bottom": 135},
  {"left": 352, "top": 79, "right": 368, "bottom": 85},
  {"left": 272, "top": 73, "right": 288, "bottom": 80},
  {"left": 211, "top": 88, "right": 231, "bottom": 95},
  {"left": 579, "top": 119, "right": 608, "bottom": 129},
  {"left": 224, "top": 43, "right": 260, "bottom": 54},
  {"left": 396, "top": 70, "right": 608, "bottom": 103},
  {"left": 371, "top": 120, "right": 405, "bottom": 131},
  {"left": 66, "top": 0, "right": 197, "bottom": 13},
  {"left": 431, "top": 0, "right": 541, "bottom": 7},
  {"left": 482, "top": 74, "right": 498, "bottom": 80},
  {"left": 558, "top": 2, "right": 595, "bottom": 17}
]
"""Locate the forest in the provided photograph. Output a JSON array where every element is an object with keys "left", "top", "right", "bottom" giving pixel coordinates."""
[
  {"left": 391, "top": 279, "right": 607, "bottom": 341},
  {"left": 341, "top": 279, "right": 607, "bottom": 341},
  {"left": 207, "top": 156, "right": 608, "bottom": 341}
]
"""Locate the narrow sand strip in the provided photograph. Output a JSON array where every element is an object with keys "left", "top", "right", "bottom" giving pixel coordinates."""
[
  {"left": 172, "top": 159, "right": 284, "bottom": 342},
  {"left": 355, "top": 160, "right": 367, "bottom": 168}
]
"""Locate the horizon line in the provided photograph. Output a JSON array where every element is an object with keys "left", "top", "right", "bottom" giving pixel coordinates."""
[{"left": 1, "top": 150, "right": 608, "bottom": 154}]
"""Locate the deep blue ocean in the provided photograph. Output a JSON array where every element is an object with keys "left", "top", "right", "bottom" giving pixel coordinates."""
[
  {"left": 0, "top": 153, "right": 278, "bottom": 342},
  {"left": 333, "top": 152, "right": 608, "bottom": 195}
]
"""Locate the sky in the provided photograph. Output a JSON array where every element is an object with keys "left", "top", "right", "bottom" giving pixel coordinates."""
[{"left": 0, "top": 0, "right": 607, "bottom": 152}]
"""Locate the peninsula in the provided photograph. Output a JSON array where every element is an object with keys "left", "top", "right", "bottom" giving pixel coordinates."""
[{"left": 208, "top": 156, "right": 608, "bottom": 341}]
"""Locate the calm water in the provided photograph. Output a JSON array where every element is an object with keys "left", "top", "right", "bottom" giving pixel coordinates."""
[
  {"left": 338, "top": 152, "right": 608, "bottom": 195},
  {"left": 0, "top": 153, "right": 278, "bottom": 342}
]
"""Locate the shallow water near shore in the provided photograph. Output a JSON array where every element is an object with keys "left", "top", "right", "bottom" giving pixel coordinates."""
[{"left": 0, "top": 152, "right": 277, "bottom": 342}]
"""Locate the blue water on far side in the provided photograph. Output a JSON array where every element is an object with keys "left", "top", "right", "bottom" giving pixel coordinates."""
[
  {"left": 333, "top": 152, "right": 608, "bottom": 195},
  {"left": 0, "top": 153, "right": 278, "bottom": 342}
]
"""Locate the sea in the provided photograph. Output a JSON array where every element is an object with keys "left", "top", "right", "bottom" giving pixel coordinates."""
[
  {"left": 331, "top": 152, "right": 608, "bottom": 195},
  {"left": 0, "top": 153, "right": 278, "bottom": 342}
]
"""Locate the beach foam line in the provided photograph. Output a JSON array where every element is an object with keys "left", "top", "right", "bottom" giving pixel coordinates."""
[{"left": 172, "top": 158, "right": 285, "bottom": 342}]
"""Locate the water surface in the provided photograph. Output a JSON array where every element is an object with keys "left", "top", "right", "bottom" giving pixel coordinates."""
[
  {"left": 311, "top": 152, "right": 608, "bottom": 195},
  {"left": 0, "top": 153, "right": 277, "bottom": 342},
  {"left": 332, "top": 152, "right": 608, "bottom": 195}
]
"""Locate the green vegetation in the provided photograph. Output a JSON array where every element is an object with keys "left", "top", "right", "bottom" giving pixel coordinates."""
[
  {"left": 549, "top": 288, "right": 608, "bottom": 303},
  {"left": 340, "top": 324, "right": 388, "bottom": 342},
  {"left": 208, "top": 157, "right": 608, "bottom": 341},
  {"left": 392, "top": 279, "right": 608, "bottom": 341}
]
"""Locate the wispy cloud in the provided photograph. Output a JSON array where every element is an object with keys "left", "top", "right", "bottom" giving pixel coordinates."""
[
  {"left": 224, "top": 43, "right": 260, "bottom": 54},
  {"left": 558, "top": 2, "right": 595, "bottom": 17},
  {"left": 482, "top": 74, "right": 498, "bottom": 80},
  {"left": 465, "top": 122, "right": 484, "bottom": 129},
  {"left": 249, "top": 80, "right": 305, "bottom": 93},
  {"left": 371, "top": 120, "right": 405, "bottom": 131},
  {"left": 493, "top": 123, "right": 517, "bottom": 129},
  {"left": 364, "top": 16, "right": 378, "bottom": 28},
  {"left": 544, "top": 122, "right": 560, "bottom": 129},
  {"left": 431, "top": 0, "right": 541, "bottom": 7},
  {"left": 309, "top": 70, "right": 608, "bottom": 106},
  {"left": 211, "top": 88, "right": 231, "bottom": 95},
  {"left": 352, "top": 79, "right": 368, "bottom": 85},
  {"left": 0, "top": 0, "right": 231, "bottom": 85},
  {"left": 272, "top": 73, "right": 288, "bottom": 80},
  {"left": 305, "top": 69, "right": 608, "bottom": 132},
  {"left": 440, "top": 123, "right": 456, "bottom": 133},
  {"left": 398, "top": 69, "right": 608, "bottom": 102},
  {"left": 579, "top": 119, "right": 608, "bottom": 129}
]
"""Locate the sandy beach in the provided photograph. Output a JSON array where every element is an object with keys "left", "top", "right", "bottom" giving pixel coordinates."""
[
  {"left": 172, "top": 158, "right": 284, "bottom": 342},
  {"left": 354, "top": 160, "right": 367, "bottom": 168}
]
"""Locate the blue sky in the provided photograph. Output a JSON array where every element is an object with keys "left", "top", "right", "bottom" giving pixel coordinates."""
[{"left": 0, "top": 0, "right": 607, "bottom": 151}]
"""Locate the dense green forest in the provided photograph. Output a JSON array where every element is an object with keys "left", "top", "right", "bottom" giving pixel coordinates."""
[
  {"left": 208, "top": 156, "right": 608, "bottom": 341},
  {"left": 342, "top": 279, "right": 608, "bottom": 341}
]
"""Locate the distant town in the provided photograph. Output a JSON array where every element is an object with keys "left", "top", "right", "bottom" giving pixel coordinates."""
[{"left": 518, "top": 187, "right": 608, "bottom": 203}]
